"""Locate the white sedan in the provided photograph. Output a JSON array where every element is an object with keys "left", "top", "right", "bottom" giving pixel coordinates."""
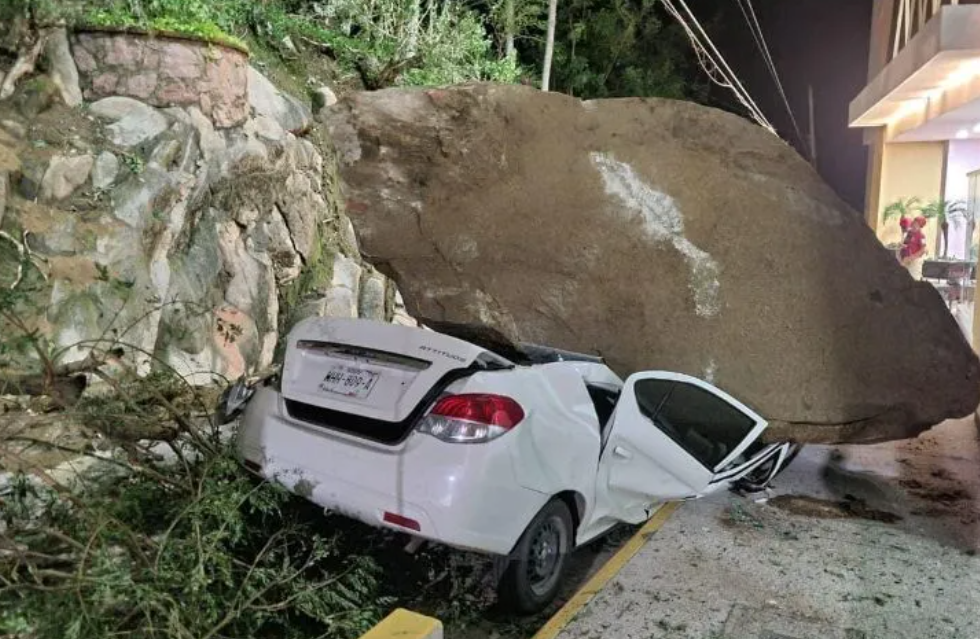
[{"left": 226, "top": 317, "right": 799, "bottom": 613}]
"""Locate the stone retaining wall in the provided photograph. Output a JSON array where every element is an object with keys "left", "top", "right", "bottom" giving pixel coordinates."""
[
  {"left": 70, "top": 30, "right": 249, "bottom": 128},
  {"left": 1, "top": 33, "right": 413, "bottom": 384}
]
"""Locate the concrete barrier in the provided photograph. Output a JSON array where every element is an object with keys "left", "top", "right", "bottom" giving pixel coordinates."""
[{"left": 359, "top": 609, "right": 443, "bottom": 639}]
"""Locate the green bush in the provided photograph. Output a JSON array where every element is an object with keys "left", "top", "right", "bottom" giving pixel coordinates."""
[
  {"left": 3, "top": 0, "right": 525, "bottom": 88},
  {"left": 79, "top": 0, "right": 250, "bottom": 49},
  {"left": 398, "top": 7, "right": 522, "bottom": 86},
  {"left": 308, "top": 0, "right": 524, "bottom": 88},
  {"left": 0, "top": 437, "right": 390, "bottom": 639}
]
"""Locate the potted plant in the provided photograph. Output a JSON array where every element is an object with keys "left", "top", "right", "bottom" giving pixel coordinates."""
[
  {"left": 882, "top": 196, "right": 921, "bottom": 226},
  {"left": 881, "top": 196, "right": 921, "bottom": 254},
  {"left": 919, "top": 198, "right": 968, "bottom": 259}
]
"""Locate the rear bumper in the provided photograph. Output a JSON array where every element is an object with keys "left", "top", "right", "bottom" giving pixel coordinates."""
[{"left": 236, "top": 387, "right": 547, "bottom": 556}]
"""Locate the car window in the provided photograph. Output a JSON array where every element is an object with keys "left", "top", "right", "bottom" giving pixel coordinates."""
[
  {"left": 633, "top": 379, "right": 756, "bottom": 470},
  {"left": 633, "top": 379, "right": 673, "bottom": 422}
]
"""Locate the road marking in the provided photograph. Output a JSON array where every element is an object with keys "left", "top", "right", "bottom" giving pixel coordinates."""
[{"left": 531, "top": 501, "right": 682, "bottom": 639}]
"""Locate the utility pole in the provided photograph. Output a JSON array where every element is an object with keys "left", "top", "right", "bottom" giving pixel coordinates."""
[
  {"left": 807, "top": 84, "right": 817, "bottom": 167},
  {"left": 541, "top": 0, "right": 557, "bottom": 91},
  {"left": 505, "top": 0, "right": 515, "bottom": 59}
]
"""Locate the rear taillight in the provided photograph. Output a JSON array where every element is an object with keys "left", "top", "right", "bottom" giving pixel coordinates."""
[{"left": 416, "top": 394, "right": 525, "bottom": 444}]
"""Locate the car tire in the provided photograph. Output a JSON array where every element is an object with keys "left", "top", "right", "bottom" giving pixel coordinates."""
[
  {"left": 497, "top": 499, "right": 573, "bottom": 614},
  {"left": 734, "top": 444, "right": 803, "bottom": 493}
]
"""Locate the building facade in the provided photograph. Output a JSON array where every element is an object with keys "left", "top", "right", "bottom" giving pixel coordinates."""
[{"left": 850, "top": 0, "right": 980, "bottom": 345}]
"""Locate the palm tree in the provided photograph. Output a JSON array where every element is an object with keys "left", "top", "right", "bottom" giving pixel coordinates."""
[
  {"left": 919, "top": 198, "right": 968, "bottom": 258},
  {"left": 882, "top": 196, "right": 921, "bottom": 223}
]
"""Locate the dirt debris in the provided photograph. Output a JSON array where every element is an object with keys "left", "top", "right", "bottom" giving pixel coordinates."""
[{"left": 768, "top": 494, "right": 903, "bottom": 524}]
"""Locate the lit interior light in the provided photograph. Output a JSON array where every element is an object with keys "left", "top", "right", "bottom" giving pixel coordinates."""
[
  {"left": 890, "top": 98, "right": 926, "bottom": 122},
  {"left": 956, "top": 129, "right": 969, "bottom": 139},
  {"left": 945, "top": 73, "right": 969, "bottom": 88},
  {"left": 973, "top": 122, "right": 980, "bottom": 133},
  {"left": 943, "top": 61, "right": 980, "bottom": 89}
]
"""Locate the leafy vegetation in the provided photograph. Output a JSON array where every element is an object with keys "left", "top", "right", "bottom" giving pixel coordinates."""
[
  {"left": 882, "top": 196, "right": 922, "bottom": 222},
  {"left": 83, "top": 4, "right": 248, "bottom": 50},
  {"left": 920, "top": 198, "right": 969, "bottom": 258},
  {"left": 1, "top": 0, "right": 525, "bottom": 88},
  {"left": 0, "top": 245, "right": 500, "bottom": 638},
  {"left": 517, "top": 0, "right": 707, "bottom": 99},
  {"left": 1, "top": 446, "right": 389, "bottom": 639},
  {"left": 2, "top": 0, "right": 710, "bottom": 100}
]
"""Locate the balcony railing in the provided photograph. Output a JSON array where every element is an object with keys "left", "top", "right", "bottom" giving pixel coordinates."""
[{"left": 891, "top": 0, "right": 980, "bottom": 60}]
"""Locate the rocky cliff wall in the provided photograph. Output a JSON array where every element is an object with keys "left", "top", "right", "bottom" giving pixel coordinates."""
[{"left": 0, "top": 28, "right": 412, "bottom": 384}]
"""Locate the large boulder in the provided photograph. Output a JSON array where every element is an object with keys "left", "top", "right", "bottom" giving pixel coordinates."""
[{"left": 324, "top": 83, "right": 980, "bottom": 445}]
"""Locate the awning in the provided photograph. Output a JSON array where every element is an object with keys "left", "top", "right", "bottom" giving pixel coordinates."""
[{"left": 849, "top": 5, "right": 980, "bottom": 141}]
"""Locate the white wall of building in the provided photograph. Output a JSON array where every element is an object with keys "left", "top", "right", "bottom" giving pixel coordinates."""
[{"left": 943, "top": 139, "right": 980, "bottom": 259}]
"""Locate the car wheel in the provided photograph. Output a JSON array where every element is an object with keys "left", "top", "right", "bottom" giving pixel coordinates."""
[
  {"left": 734, "top": 444, "right": 803, "bottom": 493},
  {"left": 497, "top": 499, "right": 573, "bottom": 614}
]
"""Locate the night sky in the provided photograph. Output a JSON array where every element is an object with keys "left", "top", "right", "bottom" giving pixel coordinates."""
[{"left": 696, "top": 0, "right": 874, "bottom": 211}]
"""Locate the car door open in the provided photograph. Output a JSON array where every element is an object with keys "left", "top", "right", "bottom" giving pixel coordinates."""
[{"left": 595, "top": 371, "right": 770, "bottom": 524}]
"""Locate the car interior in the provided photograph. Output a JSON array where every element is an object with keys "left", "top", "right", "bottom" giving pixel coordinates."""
[
  {"left": 632, "top": 380, "right": 757, "bottom": 471},
  {"left": 586, "top": 383, "right": 620, "bottom": 436}
]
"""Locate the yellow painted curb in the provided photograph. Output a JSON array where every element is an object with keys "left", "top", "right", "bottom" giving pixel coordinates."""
[
  {"left": 530, "top": 501, "right": 682, "bottom": 639},
  {"left": 359, "top": 608, "right": 443, "bottom": 639}
]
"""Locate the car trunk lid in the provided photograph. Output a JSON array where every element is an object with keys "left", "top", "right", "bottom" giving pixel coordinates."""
[{"left": 281, "top": 318, "right": 512, "bottom": 425}]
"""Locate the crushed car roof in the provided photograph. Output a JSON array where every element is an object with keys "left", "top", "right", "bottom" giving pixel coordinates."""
[{"left": 423, "top": 319, "right": 605, "bottom": 366}]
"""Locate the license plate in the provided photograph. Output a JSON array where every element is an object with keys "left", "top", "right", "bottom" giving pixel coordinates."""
[{"left": 318, "top": 365, "right": 380, "bottom": 399}]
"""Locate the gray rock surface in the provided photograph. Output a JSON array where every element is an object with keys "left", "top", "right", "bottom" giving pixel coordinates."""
[
  {"left": 1, "top": 119, "right": 26, "bottom": 139},
  {"left": 88, "top": 96, "right": 151, "bottom": 120},
  {"left": 358, "top": 271, "right": 387, "bottom": 321},
  {"left": 319, "top": 254, "right": 362, "bottom": 319},
  {"left": 1, "top": 67, "right": 395, "bottom": 386},
  {"left": 391, "top": 290, "right": 416, "bottom": 327},
  {"left": 111, "top": 165, "right": 176, "bottom": 226},
  {"left": 325, "top": 83, "right": 980, "bottom": 444},
  {"left": 323, "top": 288, "right": 358, "bottom": 319},
  {"left": 187, "top": 106, "right": 226, "bottom": 162},
  {"left": 247, "top": 66, "right": 311, "bottom": 134},
  {"left": 245, "top": 114, "right": 285, "bottom": 142},
  {"left": 278, "top": 171, "right": 323, "bottom": 259},
  {"left": 90, "top": 97, "right": 168, "bottom": 147},
  {"left": 313, "top": 86, "right": 338, "bottom": 115},
  {"left": 331, "top": 254, "right": 363, "bottom": 294},
  {"left": 91, "top": 151, "right": 119, "bottom": 190},
  {"left": 40, "top": 154, "right": 93, "bottom": 200},
  {"left": 43, "top": 28, "right": 83, "bottom": 108}
]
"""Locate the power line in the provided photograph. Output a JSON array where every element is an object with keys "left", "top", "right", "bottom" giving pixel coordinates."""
[
  {"left": 660, "top": 0, "right": 776, "bottom": 134},
  {"left": 668, "top": 0, "right": 774, "bottom": 132},
  {"left": 736, "top": 0, "right": 808, "bottom": 153},
  {"left": 660, "top": 1, "right": 762, "bottom": 125}
]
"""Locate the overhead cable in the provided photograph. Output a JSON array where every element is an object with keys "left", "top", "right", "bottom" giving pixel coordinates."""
[
  {"left": 736, "top": 0, "right": 807, "bottom": 148},
  {"left": 660, "top": 0, "right": 776, "bottom": 135}
]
